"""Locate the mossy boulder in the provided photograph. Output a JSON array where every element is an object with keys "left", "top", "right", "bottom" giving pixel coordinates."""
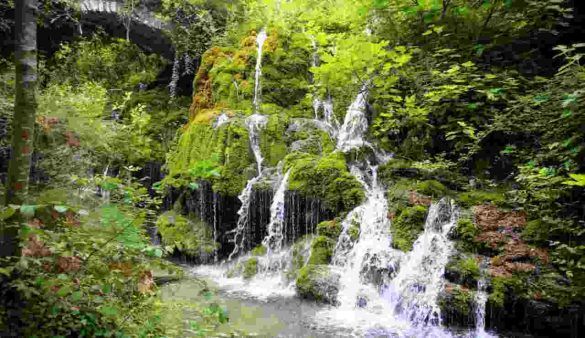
[
  {"left": 284, "top": 151, "right": 364, "bottom": 212},
  {"left": 308, "top": 235, "right": 336, "bottom": 265},
  {"left": 296, "top": 265, "right": 340, "bottom": 304},
  {"left": 316, "top": 220, "right": 342, "bottom": 240},
  {"left": 391, "top": 205, "right": 429, "bottom": 252},
  {"left": 242, "top": 257, "right": 259, "bottom": 279}
]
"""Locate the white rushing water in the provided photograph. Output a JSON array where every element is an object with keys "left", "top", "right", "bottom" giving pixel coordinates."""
[
  {"left": 336, "top": 84, "right": 369, "bottom": 152},
  {"left": 262, "top": 170, "right": 291, "bottom": 255},
  {"left": 253, "top": 28, "right": 268, "bottom": 113},
  {"left": 228, "top": 114, "right": 268, "bottom": 260},
  {"left": 381, "top": 198, "right": 459, "bottom": 335}
]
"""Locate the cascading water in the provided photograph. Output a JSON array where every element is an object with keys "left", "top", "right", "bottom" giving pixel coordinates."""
[
  {"left": 336, "top": 84, "right": 369, "bottom": 152},
  {"left": 262, "top": 170, "right": 291, "bottom": 255},
  {"left": 228, "top": 114, "right": 268, "bottom": 260},
  {"left": 381, "top": 198, "right": 459, "bottom": 335},
  {"left": 253, "top": 28, "right": 268, "bottom": 114}
]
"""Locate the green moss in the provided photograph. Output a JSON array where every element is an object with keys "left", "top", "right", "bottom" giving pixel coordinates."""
[
  {"left": 166, "top": 118, "right": 255, "bottom": 196},
  {"left": 308, "top": 236, "right": 336, "bottom": 265},
  {"left": 415, "top": 180, "right": 447, "bottom": 198},
  {"left": 391, "top": 205, "right": 429, "bottom": 251},
  {"left": 156, "top": 211, "right": 217, "bottom": 256},
  {"left": 456, "top": 190, "right": 506, "bottom": 208},
  {"left": 259, "top": 114, "right": 289, "bottom": 167},
  {"left": 316, "top": 220, "right": 342, "bottom": 240},
  {"left": 242, "top": 257, "right": 259, "bottom": 279},
  {"left": 285, "top": 152, "right": 364, "bottom": 212},
  {"left": 251, "top": 245, "right": 267, "bottom": 256},
  {"left": 457, "top": 257, "right": 480, "bottom": 281}
]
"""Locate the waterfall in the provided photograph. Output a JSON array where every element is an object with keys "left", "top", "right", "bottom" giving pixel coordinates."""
[
  {"left": 383, "top": 198, "right": 459, "bottom": 329},
  {"left": 336, "top": 85, "right": 369, "bottom": 152},
  {"left": 333, "top": 163, "right": 400, "bottom": 305},
  {"left": 474, "top": 258, "right": 494, "bottom": 338},
  {"left": 253, "top": 28, "right": 268, "bottom": 113},
  {"left": 228, "top": 114, "right": 268, "bottom": 260},
  {"left": 262, "top": 170, "right": 291, "bottom": 255}
]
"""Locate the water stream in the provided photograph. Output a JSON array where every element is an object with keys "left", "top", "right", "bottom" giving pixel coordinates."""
[{"left": 253, "top": 28, "right": 268, "bottom": 114}]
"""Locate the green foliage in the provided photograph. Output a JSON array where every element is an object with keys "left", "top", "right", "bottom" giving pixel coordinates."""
[
  {"left": 391, "top": 205, "right": 428, "bottom": 252},
  {"left": 0, "top": 174, "right": 181, "bottom": 337},
  {"left": 295, "top": 264, "right": 334, "bottom": 303},
  {"left": 48, "top": 35, "right": 165, "bottom": 90}
]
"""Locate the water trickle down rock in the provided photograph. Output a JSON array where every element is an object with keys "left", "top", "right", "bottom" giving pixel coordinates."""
[
  {"left": 228, "top": 114, "right": 268, "bottom": 261},
  {"left": 474, "top": 257, "right": 494, "bottom": 338},
  {"left": 258, "top": 169, "right": 291, "bottom": 274},
  {"left": 336, "top": 85, "right": 370, "bottom": 152}
]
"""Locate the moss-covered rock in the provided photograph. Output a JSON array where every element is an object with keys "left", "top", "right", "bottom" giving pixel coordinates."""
[
  {"left": 316, "top": 220, "right": 342, "bottom": 240},
  {"left": 166, "top": 118, "right": 255, "bottom": 196},
  {"left": 259, "top": 114, "right": 289, "bottom": 167},
  {"left": 284, "top": 151, "right": 364, "bottom": 212},
  {"left": 308, "top": 235, "right": 336, "bottom": 265},
  {"left": 391, "top": 205, "right": 429, "bottom": 252},
  {"left": 242, "top": 257, "right": 259, "bottom": 279},
  {"left": 296, "top": 265, "right": 339, "bottom": 304}
]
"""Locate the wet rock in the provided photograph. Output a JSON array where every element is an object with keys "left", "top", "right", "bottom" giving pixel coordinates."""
[{"left": 296, "top": 265, "right": 340, "bottom": 304}]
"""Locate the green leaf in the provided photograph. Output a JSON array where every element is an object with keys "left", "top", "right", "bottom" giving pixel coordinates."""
[
  {"left": 71, "top": 291, "right": 83, "bottom": 301},
  {"left": 188, "top": 182, "right": 199, "bottom": 190}
]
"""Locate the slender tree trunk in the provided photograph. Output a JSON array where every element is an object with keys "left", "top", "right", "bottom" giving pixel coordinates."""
[{"left": 1, "top": 0, "right": 38, "bottom": 257}]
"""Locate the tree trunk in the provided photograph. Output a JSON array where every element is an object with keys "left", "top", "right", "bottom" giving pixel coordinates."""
[{"left": 1, "top": 0, "right": 38, "bottom": 257}]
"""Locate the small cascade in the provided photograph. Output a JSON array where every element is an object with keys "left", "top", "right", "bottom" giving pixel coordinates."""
[
  {"left": 253, "top": 28, "right": 268, "bottom": 113},
  {"left": 473, "top": 258, "right": 494, "bottom": 338},
  {"left": 383, "top": 198, "right": 459, "bottom": 330},
  {"left": 228, "top": 114, "right": 268, "bottom": 260},
  {"left": 336, "top": 85, "right": 369, "bottom": 152}
]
